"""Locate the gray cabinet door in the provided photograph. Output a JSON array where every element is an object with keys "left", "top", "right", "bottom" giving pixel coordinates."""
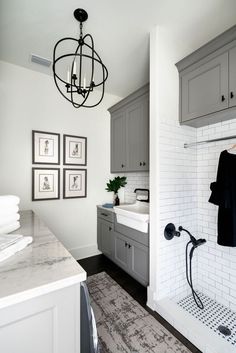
[
  {"left": 125, "top": 94, "right": 149, "bottom": 171},
  {"left": 181, "top": 52, "right": 228, "bottom": 122},
  {"left": 97, "top": 218, "right": 113, "bottom": 258},
  {"left": 110, "top": 110, "right": 126, "bottom": 172},
  {"left": 229, "top": 46, "right": 236, "bottom": 108},
  {"left": 128, "top": 239, "right": 149, "bottom": 286},
  {"left": 113, "top": 232, "right": 128, "bottom": 270}
]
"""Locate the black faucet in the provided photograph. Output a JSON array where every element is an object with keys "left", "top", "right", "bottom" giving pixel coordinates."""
[{"left": 134, "top": 188, "right": 149, "bottom": 203}]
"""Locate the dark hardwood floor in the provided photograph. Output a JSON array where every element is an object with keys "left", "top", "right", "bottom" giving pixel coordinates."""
[{"left": 78, "top": 254, "right": 202, "bottom": 353}]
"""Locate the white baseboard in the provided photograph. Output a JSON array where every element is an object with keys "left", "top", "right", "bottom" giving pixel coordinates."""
[
  {"left": 147, "top": 286, "right": 157, "bottom": 310},
  {"left": 69, "top": 244, "right": 101, "bottom": 260}
]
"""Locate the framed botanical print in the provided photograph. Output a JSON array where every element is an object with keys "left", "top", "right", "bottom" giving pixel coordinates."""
[
  {"left": 32, "top": 168, "right": 60, "bottom": 201},
  {"left": 32, "top": 130, "right": 60, "bottom": 164},
  {"left": 63, "top": 134, "right": 87, "bottom": 166},
  {"left": 63, "top": 169, "right": 87, "bottom": 199}
]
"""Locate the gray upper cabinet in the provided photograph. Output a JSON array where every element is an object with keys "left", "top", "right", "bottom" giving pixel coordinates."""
[
  {"left": 109, "top": 84, "right": 149, "bottom": 173},
  {"left": 181, "top": 52, "right": 228, "bottom": 122},
  {"left": 176, "top": 25, "right": 236, "bottom": 127},
  {"left": 229, "top": 46, "right": 236, "bottom": 108},
  {"left": 110, "top": 110, "right": 126, "bottom": 172}
]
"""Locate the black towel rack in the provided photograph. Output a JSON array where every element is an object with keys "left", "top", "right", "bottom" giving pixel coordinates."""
[{"left": 184, "top": 134, "right": 236, "bottom": 148}]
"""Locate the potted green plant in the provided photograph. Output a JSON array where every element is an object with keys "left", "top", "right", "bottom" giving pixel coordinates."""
[{"left": 106, "top": 176, "right": 127, "bottom": 206}]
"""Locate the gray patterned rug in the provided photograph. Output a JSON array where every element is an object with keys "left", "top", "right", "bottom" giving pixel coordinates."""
[{"left": 87, "top": 272, "right": 191, "bottom": 353}]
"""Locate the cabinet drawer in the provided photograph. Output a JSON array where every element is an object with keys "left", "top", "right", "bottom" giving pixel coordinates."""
[{"left": 97, "top": 208, "right": 114, "bottom": 222}]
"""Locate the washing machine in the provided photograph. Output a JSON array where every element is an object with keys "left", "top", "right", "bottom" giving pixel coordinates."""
[{"left": 80, "top": 281, "right": 98, "bottom": 353}]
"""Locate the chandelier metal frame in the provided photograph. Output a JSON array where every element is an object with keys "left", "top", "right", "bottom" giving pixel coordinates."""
[{"left": 52, "top": 9, "right": 108, "bottom": 108}]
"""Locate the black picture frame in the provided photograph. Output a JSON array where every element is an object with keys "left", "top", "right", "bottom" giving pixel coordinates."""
[
  {"left": 32, "top": 130, "right": 60, "bottom": 165},
  {"left": 63, "top": 134, "right": 87, "bottom": 166},
  {"left": 32, "top": 167, "right": 60, "bottom": 201},
  {"left": 63, "top": 168, "right": 87, "bottom": 199}
]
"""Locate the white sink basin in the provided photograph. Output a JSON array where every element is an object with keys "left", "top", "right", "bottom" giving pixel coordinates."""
[{"left": 114, "top": 201, "right": 149, "bottom": 233}]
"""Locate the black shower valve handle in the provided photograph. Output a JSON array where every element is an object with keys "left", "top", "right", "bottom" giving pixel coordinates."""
[{"left": 164, "top": 223, "right": 180, "bottom": 240}]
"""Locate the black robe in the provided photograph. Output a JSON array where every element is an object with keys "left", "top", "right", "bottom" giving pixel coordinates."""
[{"left": 209, "top": 150, "right": 236, "bottom": 247}]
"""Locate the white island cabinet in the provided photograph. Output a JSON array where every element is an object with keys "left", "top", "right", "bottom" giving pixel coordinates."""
[{"left": 0, "top": 211, "right": 86, "bottom": 353}]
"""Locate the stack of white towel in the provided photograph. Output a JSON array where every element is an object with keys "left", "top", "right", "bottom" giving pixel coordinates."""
[
  {"left": 0, "top": 195, "right": 21, "bottom": 234},
  {"left": 0, "top": 195, "right": 32, "bottom": 263}
]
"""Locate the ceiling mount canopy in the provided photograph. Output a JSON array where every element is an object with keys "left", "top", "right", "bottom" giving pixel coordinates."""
[{"left": 52, "top": 8, "right": 108, "bottom": 108}]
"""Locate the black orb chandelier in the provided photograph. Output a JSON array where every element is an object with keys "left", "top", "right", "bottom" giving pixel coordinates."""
[{"left": 52, "top": 9, "right": 108, "bottom": 108}]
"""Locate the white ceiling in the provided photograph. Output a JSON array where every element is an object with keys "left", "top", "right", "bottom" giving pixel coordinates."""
[{"left": 0, "top": 0, "right": 236, "bottom": 97}]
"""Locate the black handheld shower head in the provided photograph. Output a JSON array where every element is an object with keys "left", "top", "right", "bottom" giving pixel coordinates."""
[
  {"left": 178, "top": 226, "right": 206, "bottom": 248},
  {"left": 195, "top": 238, "right": 206, "bottom": 247}
]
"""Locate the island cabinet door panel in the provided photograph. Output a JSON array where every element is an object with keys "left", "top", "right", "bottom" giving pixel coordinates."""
[
  {"left": 229, "top": 46, "right": 236, "bottom": 108},
  {"left": 181, "top": 52, "right": 228, "bottom": 122},
  {"left": 128, "top": 239, "right": 149, "bottom": 286},
  {"left": 113, "top": 232, "right": 129, "bottom": 271},
  {"left": 0, "top": 284, "right": 80, "bottom": 353},
  {"left": 111, "top": 110, "right": 126, "bottom": 172}
]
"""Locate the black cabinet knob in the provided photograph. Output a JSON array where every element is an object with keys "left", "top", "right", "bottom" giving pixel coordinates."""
[
  {"left": 143, "top": 162, "right": 146, "bottom": 166},
  {"left": 221, "top": 95, "right": 226, "bottom": 102},
  {"left": 121, "top": 164, "right": 125, "bottom": 168},
  {"left": 109, "top": 227, "right": 112, "bottom": 231},
  {"left": 140, "top": 162, "right": 142, "bottom": 166},
  {"left": 125, "top": 242, "right": 128, "bottom": 247},
  {"left": 231, "top": 91, "right": 234, "bottom": 99},
  {"left": 128, "top": 244, "right": 131, "bottom": 249}
]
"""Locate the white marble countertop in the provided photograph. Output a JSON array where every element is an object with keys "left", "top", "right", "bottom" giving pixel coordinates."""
[{"left": 0, "top": 210, "right": 86, "bottom": 309}]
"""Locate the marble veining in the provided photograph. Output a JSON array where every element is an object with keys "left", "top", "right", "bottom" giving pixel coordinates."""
[{"left": 0, "top": 210, "right": 86, "bottom": 308}]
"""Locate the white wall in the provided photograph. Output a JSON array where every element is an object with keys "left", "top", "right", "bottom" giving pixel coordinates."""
[
  {"left": 0, "top": 60, "right": 120, "bottom": 259},
  {"left": 148, "top": 27, "right": 197, "bottom": 307}
]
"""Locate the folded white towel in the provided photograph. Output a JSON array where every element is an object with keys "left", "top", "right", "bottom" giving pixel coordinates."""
[
  {"left": 0, "top": 205, "right": 19, "bottom": 217},
  {"left": 0, "top": 234, "right": 23, "bottom": 251},
  {"left": 0, "top": 195, "right": 20, "bottom": 207},
  {"left": 0, "top": 236, "right": 33, "bottom": 263},
  {"left": 0, "top": 221, "right": 20, "bottom": 234},
  {"left": 0, "top": 213, "right": 20, "bottom": 228}
]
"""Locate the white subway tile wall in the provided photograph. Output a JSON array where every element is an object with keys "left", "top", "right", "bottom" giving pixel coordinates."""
[
  {"left": 117, "top": 172, "right": 149, "bottom": 204},
  {"left": 197, "top": 119, "right": 236, "bottom": 311},
  {"left": 157, "top": 118, "right": 198, "bottom": 301},
  {"left": 157, "top": 117, "right": 236, "bottom": 309}
]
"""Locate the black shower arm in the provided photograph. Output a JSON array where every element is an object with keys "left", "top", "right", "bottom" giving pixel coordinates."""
[{"left": 179, "top": 226, "right": 197, "bottom": 244}]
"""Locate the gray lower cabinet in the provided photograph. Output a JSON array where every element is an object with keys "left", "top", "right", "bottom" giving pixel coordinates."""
[
  {"left": 113, "top": 231, "right": 149, "bottom": 286},
  {"left": 109, "top": 84, "right": 149, "bottom": 173},
  {"left": 128, "top": 238, "right": 149, "bottom": 285},
  {"left": 176, "top": 25, "right": 236, "bottom": 127},
  {"left": 97, "top": 218, "right": 113, "bottom": 259},
  {"left": 97, "top": 207, "right": 149, "bottom": 286},
  {"left": 113, "top": 232, "right": 129, "bottom": 271}
]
